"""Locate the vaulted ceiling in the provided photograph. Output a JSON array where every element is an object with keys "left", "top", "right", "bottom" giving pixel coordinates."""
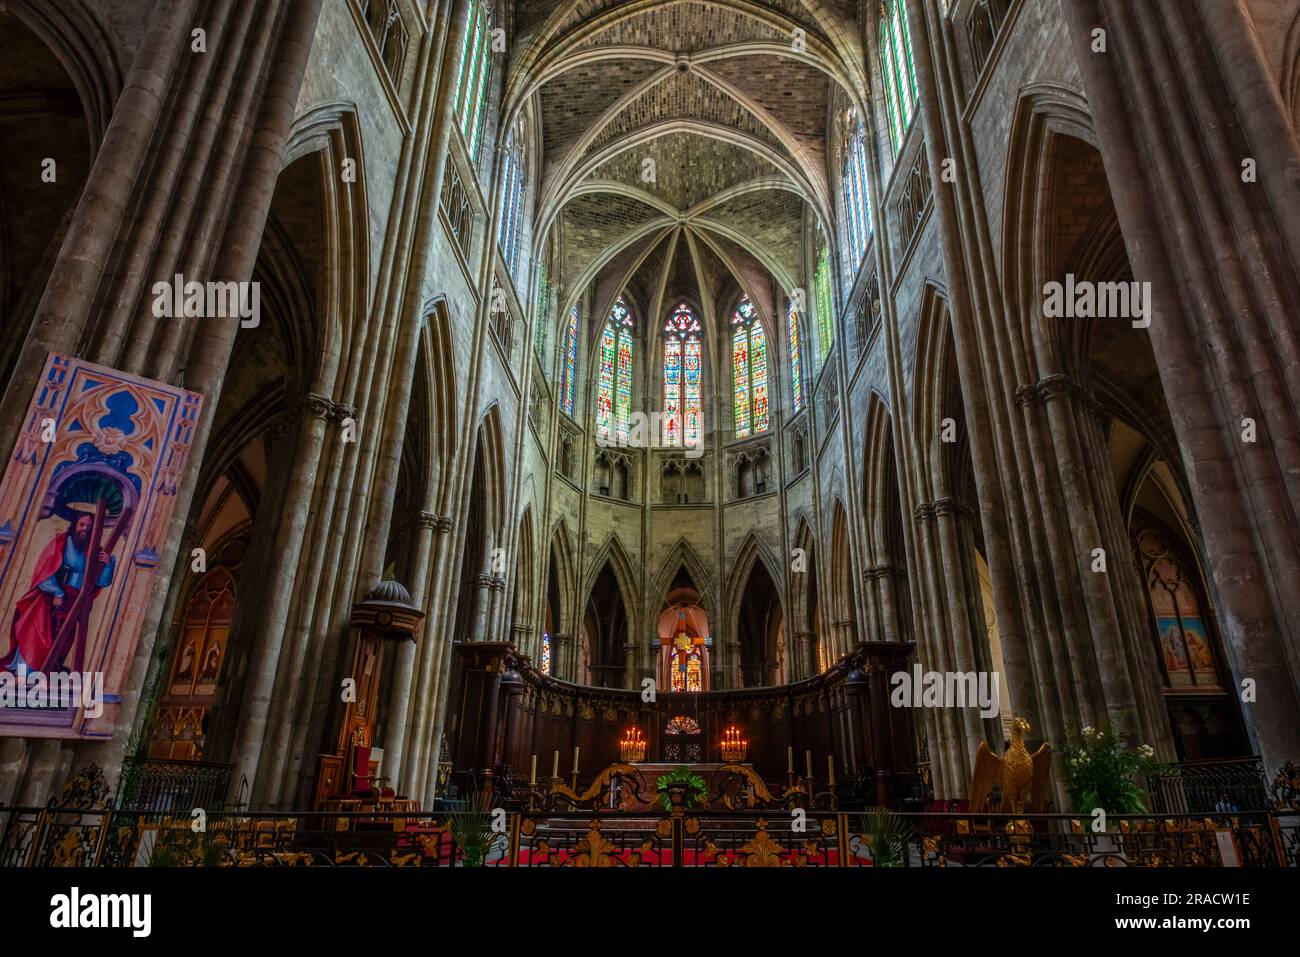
[{"left": 504, "top": 0, "right": 868, "bottom": 335}]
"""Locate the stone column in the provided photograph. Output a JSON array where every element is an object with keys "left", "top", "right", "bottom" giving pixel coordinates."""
[
  {"left": 553, "top": 632, "right": 575, "bottom": 683},
  {"left": 400, "top": 515, "right": 453, "bottom": 800},
  {"left": 1060, "top": 0, "right": 1300, "bottom": 770},
  {"left": 792, "top": 631, "right": 814, "bottom": 681},
  {"left": 228, "top": 392, "right": 333, "bottom": 802},
  {"left": 382, "top": 511, "right": 438, "bottom": 791}
]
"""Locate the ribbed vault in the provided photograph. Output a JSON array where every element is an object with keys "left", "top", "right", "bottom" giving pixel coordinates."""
[{"left": 516, "top": 0, "right": 868, "bottom": 319}]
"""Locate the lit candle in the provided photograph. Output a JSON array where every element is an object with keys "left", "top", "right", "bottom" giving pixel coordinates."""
[
  {"left": 552, "top": 750, "right": 559, "bottom": 779},
  {"left": 787, "top": 746, "right": 794, "bottom": 774},
  {"left": 805, "top": 750, "right": 813, "bottom": 781},
  {"left": 530, "top": 754, "right": 537, "bottom": 785},
  {"left": 827, "top": 755, "right": 835, "bottom": 786}
]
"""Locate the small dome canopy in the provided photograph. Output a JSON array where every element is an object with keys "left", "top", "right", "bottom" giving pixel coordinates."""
[
  {"left": 351, "top": 577, "right": 423, "bottom": 639},
  {"left": 364, "top": 578, "right": 414, "bottom": 606}
]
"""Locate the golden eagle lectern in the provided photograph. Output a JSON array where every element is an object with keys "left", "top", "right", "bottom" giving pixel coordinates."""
[{"left": 969, "top": 716, "right": 1052, "bottom": 813}]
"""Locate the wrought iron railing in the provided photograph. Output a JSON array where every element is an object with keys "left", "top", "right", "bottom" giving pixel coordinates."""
[
  {"left": 1146, "top": 757, "right": 1271, "bottom": 815},
  {"left": 3, "top": 805, "right": 1296, "bottom": 868},
  {"left": 116, "top": 759, "right": 235, "bottom": 813}
]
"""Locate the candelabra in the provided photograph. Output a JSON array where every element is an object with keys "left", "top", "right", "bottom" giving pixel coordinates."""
[
  {"left": 720, "top": 725, "right": 748, "bottom": 763},
  {"left": 619, "top": 727, "right": 646, "bottom": 763}
]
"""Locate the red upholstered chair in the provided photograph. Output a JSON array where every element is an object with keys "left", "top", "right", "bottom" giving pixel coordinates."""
[{"left": 349, "top": 744, "right": 374, "bottom": 795}]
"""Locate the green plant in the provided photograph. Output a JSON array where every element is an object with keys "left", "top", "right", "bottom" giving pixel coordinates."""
[
  {"left": 1058, "top": 724, "right": 1163, "bottom": 816},
  {"left": 860, "top": 806, "right": 913, "bottom": 867},
  {"left": 655, "top": 766, "right": 708, "bottom": 811},
  {"left": 145, "top": 823, "right": 226, "bottom": 867},
  {"left": 448, "top": 790, "right": 498, "bottom": 867}
]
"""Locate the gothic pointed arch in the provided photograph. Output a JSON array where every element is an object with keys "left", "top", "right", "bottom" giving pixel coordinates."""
[
  {"left": 651, "top": 538, "right": 717, "bottom": 620},
  {"left": 827, "top": 498, "right": 858, "bottom": 663}
]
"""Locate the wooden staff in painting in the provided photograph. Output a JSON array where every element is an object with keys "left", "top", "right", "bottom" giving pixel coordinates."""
[{"left": 46, "top": 496, "right": 134, "bottom": 674}]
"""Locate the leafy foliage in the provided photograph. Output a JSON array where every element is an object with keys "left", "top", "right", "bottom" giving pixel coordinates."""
[
  {"left": 448, "top": 789, "right": 499, "bottom": 867},
  {"left": 1058, "top": 724, "right": 1163, "bottom": 816},
  {"left": 860, "top": 805, "right": 913, "bottom": 867},
  {"left": 655, "top": 766, "right": 708, "bottom": 811}
]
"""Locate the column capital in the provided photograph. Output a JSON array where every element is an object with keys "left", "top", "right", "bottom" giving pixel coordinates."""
[
  {"left": 304, "top": 392, "right": 334, "bottom": 420},
  {"left": 933, "top": 497, "right": 974, "bottom": 521}
]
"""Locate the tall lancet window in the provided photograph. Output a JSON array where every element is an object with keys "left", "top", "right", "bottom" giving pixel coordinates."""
[
  {"left": 879, "top": 0, "right": 919, "bottom": 154},
  {"left": 662, "top": 304, "right": 703, "bottom": 447},
  {"left": 841, "top": 109, "right": 873, "bottom": 271},
  {"left": 497, "top": 118, "right": 528, "bottom": 281},
  {"left": 815, "top": 242, "right": 835, "bottom": 367},
  {"left": 731, "top": 296, "right": 769, "bottom": 437},
  {"left": 787, "top": 299, "right": 805, "bottom": 412},
  {"left": 595, "top": 297, "right": 634, "bottom": 442},
  {"left": 453, "top": 0, "right": 493, "bottom": 157},
  {"left": 559, "top": 303, "right": 579, "bottom": 417}
]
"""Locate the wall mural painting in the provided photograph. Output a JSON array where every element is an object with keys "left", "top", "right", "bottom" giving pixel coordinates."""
[
  {"left": 1136, "top": 525, "right": 1221, "bottom": 691},
  {"left": 0, "top": 354, "right": 203, "bottom": 738}
]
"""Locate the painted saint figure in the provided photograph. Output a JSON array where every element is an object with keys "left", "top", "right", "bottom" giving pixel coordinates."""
[{"left": 3, "top": 513, "right": 117, "bottom": 674}]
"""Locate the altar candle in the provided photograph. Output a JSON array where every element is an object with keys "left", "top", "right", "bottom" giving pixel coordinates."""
[
  {"left": 787, "top": 746, "right": 794, "bottom": 774},
  {"left": 827, "top": 755, "right": 836, "bottom": 786},
  {"left": 552, "top": 750, "right": 559, "bottom": 779},
  {"left": 805, "top": 750, "right": 813, "bottom": 781},
  {"left": 573, "top": 746, "right": 580, "bottom": 775},
  {"left": 530, "top": 754, "right": 537, "bottom": 785}
]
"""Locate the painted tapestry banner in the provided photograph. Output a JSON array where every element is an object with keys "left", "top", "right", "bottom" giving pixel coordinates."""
[{"left": 0, "top": 354, "right": 203, "bottom": 738}]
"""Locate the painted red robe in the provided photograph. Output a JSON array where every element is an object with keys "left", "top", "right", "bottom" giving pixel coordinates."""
[{"left": 5, "top": 532, "right": 74, "bottom": 673}]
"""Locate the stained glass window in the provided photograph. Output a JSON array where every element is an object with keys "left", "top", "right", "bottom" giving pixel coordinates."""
[
  {"left": 662, "top": 304, "right": 702, "bottom": 447},
  {"left": 788, "top": 300, "right": 805, "bottom": 411},
  {"left": 842, "top": 110, "right": 873, "bottom": 273},
  {"left": 540, "top": 633, "right": 551, "bottom": 675},
  {"left": 534, "top": 258, "right": 550, "bottom": 361},
  {"left": 731, "top": 296, "right": 769, "bottom": 437},
  {"left": 560, "top": 304, "right": 579, "bottom": 416},
  {"left": 596, "top": 325, "right": 616, "bottom": 437},
  {"left": 497, "top": 119, "right": 527, "bottom": 281},
  {"left": 686, "top": 649, "right": 703, "bottom": 693},
  {"left": 453, "top": 3, "right": 493, "bottom": 158},
  {"left": 596, "top": 298, "right": 634, "bottom": 442},
  {"left": 880, "top": 0, "right": 919, "bottom": 155},
  {"left": 815, "top": 243, "right": 835, "bottom": 367}
]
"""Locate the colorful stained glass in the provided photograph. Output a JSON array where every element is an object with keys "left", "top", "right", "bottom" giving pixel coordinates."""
[
  {"left": 684, "top": 336, "right": 701, "bottom": 444},
  {"left": 733, "top": 324, "right": 750, "bottom": 436},
  {"left": 560, "top": 304, "right": 578, "bottom": 416},
  {"left": 616, "top": 330, "right": 632, "bottom": 440},
  {"left": 731, "top": 296, "right": 768, "bottom": 435},
  {"left": 842, "top": 111, "right": 873, "bottom": 273},
  {"left": 455, "top": 3, "right": 492, "bottom": 157},
  {"left": 596, "top": 324, "right": 616, "bottom": 438},
  {"left": 686, "top": 649, "right": 703, "bottom": 693},
  {"left": 662, "top": 304, "right": 702, "bottom": 447},
  {"left": 663, "top": 335, "right": 682, "bottom": 446},
  {"left": 788, "top": 301, "right": 804, "bottom": 411},
  {"left": 596, "top": 297, "right": 634, "bottom": 441},
  {"left": 497, "top": 120, "right": 528, "bottom": 281},
  {"left": 751, "top": 323, "right": 768, "bottom": 432},
  {"left": 815, "top": 244, "right": 835, "bottom": 366},
  {"left": 534, "top": 260, "right": 549, "bottom": 359},
  {"left": 540, "top": 633, "right": 551, "bottom": 675},
  {"left": 880, "top": 0, "right": 918, "bottom": 155}
]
